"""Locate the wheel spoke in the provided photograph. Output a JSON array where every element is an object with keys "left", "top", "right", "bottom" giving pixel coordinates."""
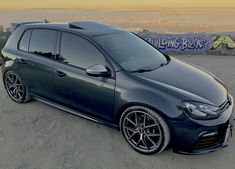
[
  {"left": 125, "top": 126, "right": 138, "bottom": 133},
  {"left": 136, "top": 137, "right": 142, "bottom": 147},
  {"left": 14, "top": 75, "right": 18, "bottom": 84},
  {"left": 145, "top": 134, "right": 157, "bottom": 147},
  {"left": 146, "top": 133, "right": 160, "bottom": 137},
  {"left": 12, "top": 92, "right": 16, "bottom": 98},
  {"left": 10, "top": 74, "right": 15, "bottom": 83},
  {"left": 145, "top": 123, "right": 157, "bottom": 129},
  {"left": 15, "top": 83, "right": 22, "bottom": 86},
  {"left": 7, "top": 76, "right": 14, "bottom": 84},
  {"left": 14, "top": 91, "right": 18, "bottom": 98},
  {"left": 142, "top": 137, "right": 149, "bottom": 150},
  {"left": 126, "top": 117, "right": 136, "bottom": 126},
  {"left": 18, "top": 89, "right": 23, "bottom": 93},
  {"left": 7, "top": 83, "right": 14, "bottom": 89},
  {"left": 8, "top": 88, "right": 14, "bottom": 94},
  {"left": 13, "top": 88, "right": 16, "bottom": 94},
  {"left": 8, "top": 87, "right": 14, "bottom": 93},
  {"left": 128, "top": 131, "right": 138, "bottom": 140},
  {"left": 17, "top": 91, "right": 22, "bottom": 98}
]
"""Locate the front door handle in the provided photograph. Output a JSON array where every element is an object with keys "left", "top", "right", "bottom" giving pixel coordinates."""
[
  {"left": 19, "top": 58, "right": 28, "bottom": 64},
  {"left": 56, "top": 70, "right": 67, "bottom": 77}
]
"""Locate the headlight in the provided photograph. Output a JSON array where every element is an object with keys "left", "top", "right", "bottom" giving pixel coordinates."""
[{"left": 182, "top": 102, "right": 220, "bottom": 120}]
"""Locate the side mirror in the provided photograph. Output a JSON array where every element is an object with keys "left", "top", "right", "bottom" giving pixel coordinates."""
[{"left": 86, "top": 64, "right": 110, "bottom": 77}]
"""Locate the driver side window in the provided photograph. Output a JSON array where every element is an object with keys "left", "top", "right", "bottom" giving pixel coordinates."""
[{"left": 59, "top": 32, "right": 106, "bottom": 69}]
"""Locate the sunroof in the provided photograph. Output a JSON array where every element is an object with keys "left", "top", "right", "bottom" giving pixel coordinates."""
[{"left": 69, "top": 22, "right": 113, "bottom": 30}]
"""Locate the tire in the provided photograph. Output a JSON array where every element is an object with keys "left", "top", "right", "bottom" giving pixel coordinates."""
[
  {"left": 120, "top": 106, "right": 170, "bottom": 155},
  {"left": 3, "top": 71, "right": 31, "bottom": 103}
]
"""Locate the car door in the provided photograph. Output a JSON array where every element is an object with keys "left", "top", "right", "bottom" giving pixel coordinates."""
[
  {"left": 16, "top": 29, "right": 58, "bottom": 99},
  {"left": 53, "top": 32, "right": 115, "bottom": 121}
]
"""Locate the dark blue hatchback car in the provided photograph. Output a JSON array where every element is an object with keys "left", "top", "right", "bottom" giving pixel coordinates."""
[{"left": 0, "top": 21, "right": 234, "bottom": 155}]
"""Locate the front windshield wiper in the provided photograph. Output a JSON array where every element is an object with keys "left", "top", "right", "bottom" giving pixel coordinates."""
[
  {"left": 130, "top": 60, "right": 169, "bottom": 73},
  {"left": 130, "top": 68, "right": 155, "bottom": 73}
]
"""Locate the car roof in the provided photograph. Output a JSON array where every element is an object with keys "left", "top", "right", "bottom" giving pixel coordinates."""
[{"left": 18, "top": 21, "right": 126, "bottom": 37}]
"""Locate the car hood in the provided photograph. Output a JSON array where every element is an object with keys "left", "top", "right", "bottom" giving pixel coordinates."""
[{"left": 134, "top": 57, "right": 227, "bottom": 106}]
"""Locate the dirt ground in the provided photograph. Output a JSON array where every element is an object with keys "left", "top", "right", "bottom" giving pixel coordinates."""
[{"left": 0, "top": 55, "right": 234, "bottom": 169}]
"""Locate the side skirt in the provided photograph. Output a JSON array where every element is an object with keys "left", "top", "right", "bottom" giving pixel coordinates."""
[{"left": 31, "top": 94, "right": 119, "bottom": 129}]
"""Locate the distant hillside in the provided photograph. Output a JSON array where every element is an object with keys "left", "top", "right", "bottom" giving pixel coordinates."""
[{"left": 1, "top": 8, "right": 235, "bottom": 33}]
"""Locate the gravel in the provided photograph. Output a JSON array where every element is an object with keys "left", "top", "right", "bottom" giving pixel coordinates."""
[{"left": 0, "top": 55, "right": 234, "bottom": 169}]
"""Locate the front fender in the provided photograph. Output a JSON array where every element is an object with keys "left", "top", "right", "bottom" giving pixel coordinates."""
[{"left": 113, "top": 71, "right": 187, "bottom": 125}]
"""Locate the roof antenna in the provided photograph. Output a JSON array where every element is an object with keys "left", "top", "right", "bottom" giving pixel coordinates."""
[{"left": 44, "top": 20, "right": 49, "bottom": 23}]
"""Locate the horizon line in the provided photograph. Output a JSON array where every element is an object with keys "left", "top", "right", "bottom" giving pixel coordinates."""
[{"left": 0, "top": 6, "right": 235, "bottom": 10}]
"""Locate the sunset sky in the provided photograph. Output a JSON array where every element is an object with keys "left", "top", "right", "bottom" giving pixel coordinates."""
[{"left": 0, "top": 0, "right": 235, "bottom": 9}]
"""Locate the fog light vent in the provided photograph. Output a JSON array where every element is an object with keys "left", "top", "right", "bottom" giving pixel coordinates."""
[{"left": 193, "top": 132, "right": 223, "bottom": 150}]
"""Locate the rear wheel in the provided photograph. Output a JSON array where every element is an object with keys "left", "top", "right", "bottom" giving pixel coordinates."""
[
  {"left": 4, "top": 71, "right": 31, "bottom": 103},
  {"left": 120, "top": 106, "right": 170, "bottom": 155}
]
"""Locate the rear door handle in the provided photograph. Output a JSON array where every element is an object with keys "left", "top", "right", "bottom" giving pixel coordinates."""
[
  {"left": 19, "top": 58, "right": 28, "bottom": 64},
  {"left": 56, "top": 70, "right": 67, "bottom": 77}
]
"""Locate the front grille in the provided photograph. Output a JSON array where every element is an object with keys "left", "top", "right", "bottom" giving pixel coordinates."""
[{"left": 193, "top": 132, "right": 224, "bottom": 150}]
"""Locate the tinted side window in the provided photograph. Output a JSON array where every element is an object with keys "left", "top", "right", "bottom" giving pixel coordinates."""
[
  {"left": 18, "top": 30, "right": 31, "bottom": 52},
  {"left": 59, "top": 32, "right": 105, "bottom": 69},
  {"left": 29, "top": 29, "right": 57, "bottom": 59}
]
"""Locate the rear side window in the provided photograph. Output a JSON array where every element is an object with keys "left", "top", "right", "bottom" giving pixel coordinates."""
[
  {"left": 59, "top": 32, "right": 105, "bottom": 69},
  {"left": 18, "top": 30, "right": 31, "bottom": 52},
  {"left": 29, "top": 29, "right": 57, "bottom": 59}
]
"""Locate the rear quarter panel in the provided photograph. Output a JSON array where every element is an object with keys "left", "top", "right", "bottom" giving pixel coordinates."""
[{"left": 1, "top": 26, "right": 25, "bottom": 76}]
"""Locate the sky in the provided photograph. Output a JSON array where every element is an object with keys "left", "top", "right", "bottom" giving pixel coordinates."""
[{"left": 0, "top": 0, "right": 235, "bottom": 9}]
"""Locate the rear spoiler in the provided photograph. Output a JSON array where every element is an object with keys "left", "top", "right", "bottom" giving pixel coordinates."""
[{"left": 11, "top": 20, "right": 49, "bottom": 31}]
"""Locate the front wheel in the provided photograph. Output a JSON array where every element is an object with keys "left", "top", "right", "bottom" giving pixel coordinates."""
[
  {"left": 4, "top": 71, "right": 31, "bottom": 103},
  {"left": 120, "top": 106, "right": 170, "bottom": 155}
]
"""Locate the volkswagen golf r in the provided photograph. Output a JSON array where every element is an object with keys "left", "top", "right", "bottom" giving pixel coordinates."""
[{"left": 0, "top": 21, "right": 234, "bottom": 155}]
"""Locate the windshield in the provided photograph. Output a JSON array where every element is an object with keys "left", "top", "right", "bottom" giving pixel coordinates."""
[{"left": 94, "top": 32, "right": 167, "bottom": 71}]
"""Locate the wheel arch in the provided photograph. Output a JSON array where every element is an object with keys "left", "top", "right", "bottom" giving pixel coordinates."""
[{"left": 115, "top": 102, "right": 169, "bottom": 130}]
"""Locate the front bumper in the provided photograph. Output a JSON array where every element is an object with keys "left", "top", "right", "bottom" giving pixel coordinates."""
[{"left": 169, "top": 95, "right": 234, "bottom": 155}]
